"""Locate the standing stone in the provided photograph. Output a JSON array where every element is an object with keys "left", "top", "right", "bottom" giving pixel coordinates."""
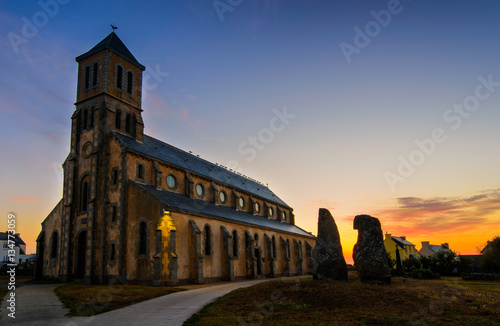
[
  {"left": 353, "top": 215, "right": 391, "bottom": 284},
  {"left": 313, "top": 208, "right": 348, "bottom": 281}
]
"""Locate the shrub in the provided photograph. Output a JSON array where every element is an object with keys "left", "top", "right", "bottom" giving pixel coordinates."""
[
  {"left": 386, "top": 250, "right": 396, "bottom": 269},
  {"left": 421, "top": 250, "right": 461, "bottom": 276},
  {"left": 480, "top": 236, "right": 500, "bottom": 273},
  {"left": 403, "top": 256, "right": 421, "bottom": 272},
  {"left": 411, "top": 269, "right": 439, "bottom": 280}
]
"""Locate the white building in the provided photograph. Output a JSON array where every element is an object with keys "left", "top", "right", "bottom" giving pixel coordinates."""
[{"left": 0, "top": 232, "right": 28, "bottom": 265}]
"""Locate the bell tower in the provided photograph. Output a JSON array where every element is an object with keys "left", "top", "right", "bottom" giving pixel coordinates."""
[
  {"left": 74, "top": 31, "right": 146, "bottom": 141},
  {"left": 59, "top": 32, "right": 146, "bottom": 283}
]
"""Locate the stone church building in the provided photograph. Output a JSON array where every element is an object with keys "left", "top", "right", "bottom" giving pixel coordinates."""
[{"left": 35, "top": 32, "right": 316, "bottom": 285}]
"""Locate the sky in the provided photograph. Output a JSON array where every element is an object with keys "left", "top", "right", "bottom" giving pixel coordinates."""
[{"left": 1, "top": 0, "right": 499, "bottom": 263}]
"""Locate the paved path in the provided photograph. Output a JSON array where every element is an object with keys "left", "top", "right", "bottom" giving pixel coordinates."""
[
  {"left": 0, "top": 279, "right": 270, "bottom": 326},
  {"left": 0, "top": 284, "right": 70, "bottom": 325}
]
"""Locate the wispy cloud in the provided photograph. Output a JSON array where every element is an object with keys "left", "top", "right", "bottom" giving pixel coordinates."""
[{"left": 374, "top": 189, "right": 500, "bottom": 237}]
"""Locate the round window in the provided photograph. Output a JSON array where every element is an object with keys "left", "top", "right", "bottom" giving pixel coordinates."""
[
  {"left": 254, "top": 202, "right": 260, "bottom": 212},
  {"left": 268, "top": 207, "right": 273, "bottom": 217},
  {"left": 196, "top": 184, "right": 204, "bottom": 196},
  {"left": 166, "top": 175, "right": 176, "bottom": 188},
  {"left": 239, "top": 197, "right": 244, "bottom": 208},
  {"left": 219, "top": 191, "right": 226, "bottom": 203}
]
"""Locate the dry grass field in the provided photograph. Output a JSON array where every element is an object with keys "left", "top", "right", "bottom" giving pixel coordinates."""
[{"left": 184, "top": 274, "right": 500, "bottom": 326}]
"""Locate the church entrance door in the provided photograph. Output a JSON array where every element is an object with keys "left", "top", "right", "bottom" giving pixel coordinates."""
[{"left": 255, "top": 248, "right": 262, "bottom": 275}]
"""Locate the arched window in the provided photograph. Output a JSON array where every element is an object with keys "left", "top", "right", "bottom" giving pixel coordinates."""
[
  {"left": 131, "top": 113, "right": 137, "bottom": 138},
  {"left": 232, "top": 230, "right": 239, "bottom": 257},
  {"left": 272, "top": 235, "right": 277, "bottom": 259},
  {"left": 81, "top": 181, "right": 89, "bottom": 212},
  {"left": 93, "top": 63, "right": 98, "bottom": 86},
  {"left": 51, "top": 232, "right": 58, "bottom": 259},
  {"left": 116, "top": 65, "right": 123, "bottom": 89},
  {"left": 139, "top": 222, "right": 147, "bottom": 255},
  {"left": 125, "top": 113, "right": 131, "bottom": 133},
  {"left": 203, "top": 225, "right": 212, "bottom": 256},
  {"left": 84, "top": 66, "right": 90, "bottom": 89},
  {"left": 127, "top": 71, "right": 133, "bottom": 93},
  {"left": 90, "top": 108, "right": 94, "bottom": 129},
  {"left": 82, "top": 109, "right": 88, "bottom": 130},
  {"left": 115, "top": 109, "right": 121, "bottom": 129},
  {"left": 110, "top": 243, "right": 116, "bottom": 261}
]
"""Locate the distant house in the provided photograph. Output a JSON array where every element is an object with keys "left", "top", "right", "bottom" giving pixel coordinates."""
[
  {"left": 0, "top": 232, "right": 27, "bottom": 265},
  {"left": 481, "top": 241, "right": 493, "bottom": 254},
  {"left": 384, "top": 233, "right": 420, "bottom": 261},
  {"left": 419, "top": 241, "right": 451, "bottom": 257}
]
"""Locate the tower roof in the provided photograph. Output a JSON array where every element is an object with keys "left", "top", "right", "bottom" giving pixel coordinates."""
[{"left": 75, "top": 32, "right": 145, "bottom": 70}]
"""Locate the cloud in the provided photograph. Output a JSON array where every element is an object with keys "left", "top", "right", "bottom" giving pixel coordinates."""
[
  {"left": 374, "top": 189, "right": 500, "bottom": 237},
  {"left": 9, "top": 196, "right": 41, "bottom": 203}
]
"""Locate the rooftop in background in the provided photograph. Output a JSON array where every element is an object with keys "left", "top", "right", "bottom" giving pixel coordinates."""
[
  {"left": 0, "top": 232, "right": 26, "bottom": 246},
  {"left": 391, "top": 236, "right": 416, "bottom": 248},
  {"left": 420, "top": 241, "right": 450, "bottom": 256}
]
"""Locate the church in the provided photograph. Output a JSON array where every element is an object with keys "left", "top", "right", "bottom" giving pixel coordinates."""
[{"left": 35, "top": 32, "right": 316, "bottom": 285}]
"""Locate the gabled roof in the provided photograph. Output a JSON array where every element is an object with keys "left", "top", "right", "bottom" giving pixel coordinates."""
[
  {"left": 392, "top": 237, "right": 415, "bottom": 248},
  {"left": 114, "top": 132, "right": 291, "bottom": 208},
  {"left": 132, "top": 182, "right": 313, "bottom": 238},
  {"left": 0, "top": 232, "right": 26, "bottom": 246},
  {"left": 76, "top": 32, "right": 145, "bottom": 69},
  {"left": 420, "top": 244, "right": 450, "bottom": 254},
  {"left": 428, "top": 245, "right": 449, "bottom": 254}
]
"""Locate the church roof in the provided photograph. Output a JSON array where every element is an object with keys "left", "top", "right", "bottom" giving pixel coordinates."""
[
  {"left": 114, "top": 132, "right": 291, "bottom": 208},
  {"left": 132, "top": 182, "right": 314, "bottom": 238},
  {"left": 75, "top": 32, "right": 145, "bottom": 69}
]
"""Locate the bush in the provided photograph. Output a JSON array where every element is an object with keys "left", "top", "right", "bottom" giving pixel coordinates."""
[
  {"left": 420, "top": 250, "right": 462, "bottom": 276},
  {"left": 386, "top": 250, "right": 396, "bottom": 270},
  {"left": 411, "top": 269, "right": 439, "bottom": 280},
  {"left": 480, "top": 236, "right": 500, "bottom": 273},
  {"left": 403, "top": 256, "right": 421, "bottom": 272}
]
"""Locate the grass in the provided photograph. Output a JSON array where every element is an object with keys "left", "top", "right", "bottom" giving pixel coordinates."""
[
  {"left": 54, "top": 284, "right": 186, "bottom": 316},
  {"left": 429, "top": 277, "right": 500, "bottom": 293},
  {"left": 184, "top": 273, "right": 500, "bottom": 326}
]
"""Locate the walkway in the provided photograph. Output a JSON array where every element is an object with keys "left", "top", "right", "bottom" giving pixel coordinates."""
[
  {"left": 0, "top": 283, "right": 70, "bottom": 325},
  {"left": 1, "top": 279, "right": 270, "bottom": 325}
]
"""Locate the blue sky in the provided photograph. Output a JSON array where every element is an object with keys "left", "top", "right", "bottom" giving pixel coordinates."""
[{"left": 1, "top": 0, "right": 499, "bottom": 259}]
